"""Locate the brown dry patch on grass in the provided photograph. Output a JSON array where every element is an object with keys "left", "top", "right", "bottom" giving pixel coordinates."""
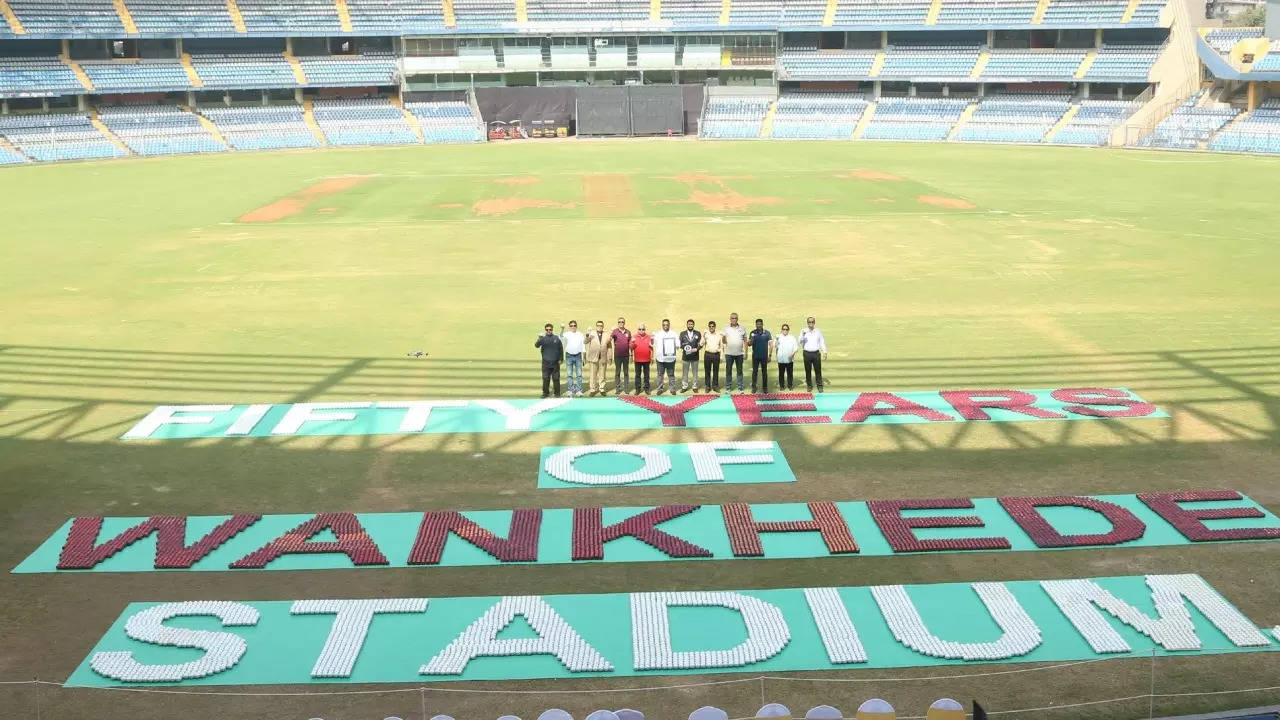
[
  {"left": 316, "top": 207, "right": 337, "bottom": 215},
  {"left": 237, "top": 176, "right": 371, "bottom": 223},
  {"left": 472, "top": 197, "right": 578, "bottom": 216},
  {"left": 434, "top": 202, "right": 466, "bottom": 208},
  {"left": 838, "top": 169, "right": 904, "bottom": 181},
  {"left": 492, "top": 176, "right": 540, "bottom": 185},
  {"left": 582, "top": 173, "right": 641, "bottom": 217},
  {"left": 688, "top": 191, "right": 782, "bottom": 212},
  {"left": 917, "top": 194, "right": 976, "bottom": 210}
]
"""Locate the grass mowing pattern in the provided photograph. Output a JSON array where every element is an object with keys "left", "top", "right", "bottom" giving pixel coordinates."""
[{"left": 0, "top": 141, "right": 1277, "bottom": 719}]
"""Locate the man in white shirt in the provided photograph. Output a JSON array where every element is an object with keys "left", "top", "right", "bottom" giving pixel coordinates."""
[
  {"left": 774, "top": 323, "right": 799, "bottom": 390},
  {"left": 560, "top": 320, "right": 586, "bottom": 397},
  {"left": 651, "top": 318, "right": 680, "bottom": 395},
  {"left": 798, "top": 316, "right": 828, "bottom": 393},
  {"left": 722, "top": 312, "right": 747, "bottom": 393}
]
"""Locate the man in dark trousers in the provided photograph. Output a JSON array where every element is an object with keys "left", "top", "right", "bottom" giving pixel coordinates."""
[
  {"left": 748, "top": 318, "right": 773, "bottom": 394},
  {"left": 534, "top": 323, "right": 563, "bottom": 398},
  {"left": 679, "top": 318, "right": 702, "bottom": 393}
]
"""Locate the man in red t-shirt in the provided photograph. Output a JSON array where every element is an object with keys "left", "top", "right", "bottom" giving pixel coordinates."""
[{"left": 631, "top": 323, "right": 654, "bottom": 395}]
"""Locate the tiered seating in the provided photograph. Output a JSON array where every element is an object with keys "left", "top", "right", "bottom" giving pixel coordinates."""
[
  {"left": 125, "top": 0, "right": 238, "bottom": 34},
  {"left": 982, "top": 49, "right": 1087, "bottom": 79},
  {"left": 405, "top": 99, "right": 484, "bottom": 142},
  {"left": 1209, "top": 98, "right": 1280, "bottom": 154},
  {"left": 680, "top": 43, "right": 722, "bottom": 68},
  {"left": 0, "top": 56, "right": 84, "bottom": 96},
  {"left": 5, "top": 0, "right": 124, "bottom": 35},
  {"left": 80, "top": 61, "right": 192, "bottom": 93},
  {"left": 832, "top": 0, "right": 931, "bottom": 26},
  {"left": 234, "top": 0, "right": 343, "bottom": 33},
  {"left": 1041, "top": 0, "right": 1126, "bottom": 25},
  {"left": 0, "top": 113, "right": 126, "bottom": 162},
  {"left": 297, "top": 53, "right": 397, "bottom": 86},
  {"left": 1126, "top": 0, "right": 1164, "bottom": 24},
  {"left": 200, "top": 104, "right": 321, "bottom": 150},
  {"left": 1083, "top": 44, "right": 1159, "bottom": 79},
  {"left": 190, "top": 52, "right": 297, "bottom": 88},
  {"left": 97, "top": 104, "right": 228, "bottom": 156},
  {"left": 1046, "top": 97, "right": 1136, "bottom": 145},
  {"left": 1138, "top": 97, "right": 1238, "bottom": 149},
  {"left": 779, "top": 0, "right": 826, "bottom": 25},
  {"left": 936, "top": 0, "right": 1036, "bottom": 25},
  {"left": 777, "top": 49, "right": 877, "bottom": 79},
  {"left": 662, "top": 0, "right": 720, "bottom": 26},
  {"left": 311, "top": 96, "right": 419, "bottom": 145},
  {"left": 526, "top": 0, "right": 648, "bottom": 23},
  {"left": 1205, "top": 27, "right": 1262, "bottom": 54},
  {"left": 0, "top": 146, "right": 27, "bottom": 164},
  {"left": 452, "top": 0, "right": 517, "bottom": 28},
  {"left": 880, "top": 45, "right": 980, "bottom": 78},
  {"left": 699, "top": 95, "right": 772, "bottom": 139},
  {"left": 770, "top": 91, "right": 869, "bottom": 138},
  {"left": 1252, "top": 49, "right": 1280, "bottom": 72},
  {"left": 952, "top": 93, "right": 1069, "bottom": 143},
  {"left": 398, "top": 0, "right": 448, "bottom": 30},
  {"left": 728, "top": 0, "right": 780, "bottom": 26},
  {"left": 861, "top": 97, "right": 969, "bottom": 140}
]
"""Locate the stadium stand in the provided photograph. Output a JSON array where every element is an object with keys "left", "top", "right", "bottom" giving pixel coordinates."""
[
  {"left": 404, "top": 99, "right": 485, "bottom": 142},
  {"left": 1082, "top": 44, "right": 1160, "bottom": 80},
  {"left": 310, "top": 96, "right": 420, "bottom": 145},
  {"left": 879, "top": 44, "right": 981, "bottom": 79},
  {"left": 699, "top": 95, "right": 772, "bottom": 139},
  {"left": 662, "top": 0, "right": 721, "bottom": 26},
  {"left": 1138, "top": 94, "right": 1239, "bottom": 149},
  {"left": 125, "top": 0, "right": 238, "bottom": 34},
  {"left": 951, "top": 93, "right": 1070, "bottom": 143},
  {"left": 0, "top": 55, "right": 84, "bottom": 97},
  {"left": 1209, "top": 98, "right": 1280, "bottom": 154},
  {"left": 96, "top": 103, "right": 228, "bottom": 156},
  {"left": 5, "top": 0, "right": 124, "bottom": 35},
  {"left": 1204, "top": 27, "right": 1262, "bottom": 54},
  {"left": 189, "top": 49, "right": 298, "bottom": 89},
  {"left": 199, "top": 104, "right": 323, "bottom": 150},
  {"left": 80, "top": 60, "right": 192, "bottom": 93},
  {"left": 296, "top": 52, "right": 397, "bottom": 86},
  {"left": 1040, "top": 0, "right": 1128, "bottom": 25},
  {"left": 527, "top": 0, "right": 649, "bottom": 23},
  {"left": 861, "top": 97, "right": 970, "bottom": 140},
  {"left": 0, "top": 112, "right": 127, "bottom": 161},
  {"left": 727, "top": 0, "right": 781, "bottom": 26},
  {"left": 936, "top": 0, "right": 1036, "bottom": 25},
  {"left": 832, "top": 0, "right": 932, "bottom": 26},
  {"left": 1045, "top": 97, "right": 1137, "bottom": 145},
  {"left": 234, "top": 0, "right": 344, "bottom": 33},
  {"left": 770, "top": 91, "right": 869, "bottom": 139},
  {"left": 0, "top": 145, "right": 26, "bottom": 163},
  {"left": 981, "top": 48, "right": 1089, "bottom": 79},
  {"left": 777, "top": 49, "right": 877, "bottom": 79},
  {"left": 451, "top": 0, "right": 517, "bottom": 28},
  {"left": 1251, "top": 49, "right": 1280, "bottom": 72}
]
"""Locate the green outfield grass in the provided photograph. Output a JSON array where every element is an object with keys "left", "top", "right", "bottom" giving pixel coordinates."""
[{"left": 0, "top": 141, "right": 1278, "bottom": 720}]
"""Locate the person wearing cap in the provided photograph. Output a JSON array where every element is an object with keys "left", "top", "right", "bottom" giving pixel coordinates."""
[
  {"left": 679, "top": 319, "right": 702, "bottom": 393},
  {"left": 722, "top": 312, "right": 747, "bottom": 393},
  {"left": 606, "top": 317, "right": 632, "bottom": 395},
  {"left": 631, "top": 323, "right": 654, "bottom": 395},
  {"left": 560, "top": 320, "right": 585, "bottom": 397},
  {"left": 748, "top": 318, "right": 773, "bottom": 394},
  {"left": 534, "top": 323, "right": 563, "bottom": 398},
  {"left": 652, "top": 318, "right": 680, "bottom": 395},
  {"left": 584, "top": 319, "right": 610, "bottom": 396},
  {"left": 774, "top": 323, "right": 798, "bottom": 390},
  {"left": 700, "top": 320, "right": 725, "bottom": 393},
  {"left": 799, "top": 316, "right": 828, "bottom": 393}
]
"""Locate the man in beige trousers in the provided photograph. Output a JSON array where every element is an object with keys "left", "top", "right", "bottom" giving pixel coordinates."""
[{"left": 584, "top": 319, "right": 611, "bottom": 396}]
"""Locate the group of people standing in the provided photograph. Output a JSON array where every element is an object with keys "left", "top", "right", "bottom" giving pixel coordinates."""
[{"left": 535, "top": 313, "right": 828, "bottom": 398}]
